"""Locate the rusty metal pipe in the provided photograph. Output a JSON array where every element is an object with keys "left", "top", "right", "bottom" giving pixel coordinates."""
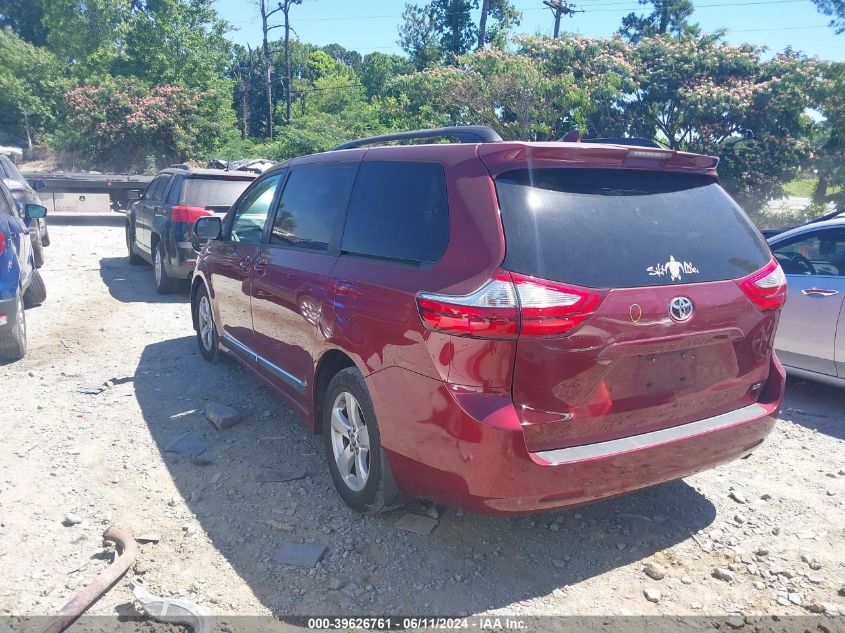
[{"left": 38, "top": 526, "right": 138, "bottom": 633}]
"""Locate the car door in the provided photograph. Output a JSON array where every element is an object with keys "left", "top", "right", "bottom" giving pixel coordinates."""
[
  {"left": 251, "top": 162, "right": 357, "bottom": 403},
  {"left": 0, "top": 184, "right": 31, "bottom": 284},
  {"left": 771, "top": 226, "right": 845, "bottom": 376},
  {"left": 205, "top": 173, "right": 284, "bottom": 361},
  {"left": 136, "top": 176, "right": 167, "bottom": 253}
]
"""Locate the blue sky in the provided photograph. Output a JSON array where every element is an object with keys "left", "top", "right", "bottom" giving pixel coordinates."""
[{"left": 214, "top": 0, "right": 843, "bottom": 61}]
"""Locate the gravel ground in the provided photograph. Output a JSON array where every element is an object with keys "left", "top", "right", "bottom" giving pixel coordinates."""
[{"left": 1, "top": 223, "right": 844, "bottom": 625}]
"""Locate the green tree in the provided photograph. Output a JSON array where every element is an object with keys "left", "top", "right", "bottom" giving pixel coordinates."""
[
  {"left": 399, "top": 3, "right": 443, "bottom": 69},
  {"left": 0, "top": 0, "right": 48, "bottom": 45},
  {"left": 116, "top": 0, "right": 231, "bottom": 89},
  {"left": 811, "top": 0, "right": 845, "bottom": 33},
  {"left": 480, "top": 0, "right": 521, "bottom": 49},
  {"left": 812, "top": 61, "right": 845, "bottom": 206},
  {"left": 618, "top": 0, "right": 700, "bottom": 43},
  {"left": 41, "top": 0, "right": 132, "bottom": 76},
  {"left": 360, "top": 52, "right": 413, "bottom": 100},
  {"left": 0, "top": 28, "right": 65, "bottom": 150}
]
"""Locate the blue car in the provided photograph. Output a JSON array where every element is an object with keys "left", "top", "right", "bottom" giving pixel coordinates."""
[{"left": 0, "top": 178, "right": 46, "bottom": 361}]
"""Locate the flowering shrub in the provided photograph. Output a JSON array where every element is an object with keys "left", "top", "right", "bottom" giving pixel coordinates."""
[{"left": 62, "top": 78, "right": 228, "bottom": 171}]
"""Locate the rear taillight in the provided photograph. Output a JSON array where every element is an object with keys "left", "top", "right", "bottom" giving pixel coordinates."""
[
  {"left": 510, "top": 272, "right": 605, "bottom": 336},
  {"left": 0, "top": 230, "right": 5, "bottom": 256},
  {"left": 737, "top": 258, "right": 787, "bottom": 312},
  {"left": 172, "top": 206, "right": 212, "bottom": 223},
  {"left": 416, "top": 270, "right": 605, "bottom": 339},
  {"left": 417, "top": 271, "right": 518, "bottom": 339}
]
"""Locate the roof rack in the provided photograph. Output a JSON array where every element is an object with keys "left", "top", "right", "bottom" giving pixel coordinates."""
[{"left": 333, "top": 125, "right": 503, "bottom": 151}]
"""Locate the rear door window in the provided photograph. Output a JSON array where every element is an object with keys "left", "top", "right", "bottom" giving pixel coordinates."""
[
  {"left": 270, "top": 164, "right": 356, "bottom": 251},
  {"left": 341, "top": 162, "right": 448, "bottom": 263},
  {"left": 495, "top": 168, "right": 771, "bottom": 289},
  {"left": 145, "top": 176, "right": 170, "bottom": 202}
]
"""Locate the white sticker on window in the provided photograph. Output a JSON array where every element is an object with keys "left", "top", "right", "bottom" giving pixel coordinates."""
[{"left": 647, "top": 256, "right": 700, "bottom": 282}]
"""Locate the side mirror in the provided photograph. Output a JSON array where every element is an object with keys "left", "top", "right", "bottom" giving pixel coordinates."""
[
  {"left": 29, "top": 179, "right": 46, "bottom": 192},
  {"left": 126, "top": 189, "right": 142, "bottom": 201},
  {"left": 25, "top": 204, "right": 47, "bottom": 220},
  {"left": 194, "top": 216, "right": 222, "bottom": 240}
]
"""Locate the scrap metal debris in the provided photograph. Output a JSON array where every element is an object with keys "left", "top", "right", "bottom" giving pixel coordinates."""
[{"left": 131, "top": 578, "right": 212, "bottom": 633}]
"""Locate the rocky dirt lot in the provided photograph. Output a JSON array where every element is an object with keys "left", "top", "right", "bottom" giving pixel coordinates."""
[{"left": 1, "top": 223, "right": 844, "bottom": 628}]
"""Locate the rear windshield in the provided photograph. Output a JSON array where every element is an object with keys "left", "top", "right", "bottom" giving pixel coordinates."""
[
  {"left": 495, "top": 168, "right": 770, "bottom": 289},
  {"left": 181, "top": 177, "right": 252, "bottom": 207}
]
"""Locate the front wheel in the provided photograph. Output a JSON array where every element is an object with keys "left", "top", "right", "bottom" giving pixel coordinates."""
[
  {"left": 0, "top": 291, "right": 26, "bottom": 361},
  {"left": 126, "top": 224, "right": 143, "bottom": 265},
  {"left": 323, "top": 368, "right": 395, "bottom": 513},
  {"left": 194, "top": 285, "right": 220, "bottom": 362}
]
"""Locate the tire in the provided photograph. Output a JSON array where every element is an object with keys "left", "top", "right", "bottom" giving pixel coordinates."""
[
  {"left": 31, "top": 232, "right": 45, "bottom": 268},
  {"left": 323, "top": 367, "right": 396, "bottom": 513},
  {"left": 23, "top": 269, "right": 46, "bottom": 308},
  {"left": 40, "top": 223, "right": 50, "bottom": 247},
  {"left": 126, "top": 224, "right": 143, "bottom": 265},
  {"left": 194, "top": 285, "right": 220, "bottom": 362},
  {"left": 0, "top": 291, "right": 26, "bottom": 361},
  {"left": 153, "top": 240, "right": 176, "bottom": 294}
]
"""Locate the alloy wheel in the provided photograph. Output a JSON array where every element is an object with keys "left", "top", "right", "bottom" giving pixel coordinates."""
[
  {"left": 198, "top": 295, "right": 214, "bottom": 352},
  {"left": 330, "top": 391, "right": 371, "bottom": 492}
]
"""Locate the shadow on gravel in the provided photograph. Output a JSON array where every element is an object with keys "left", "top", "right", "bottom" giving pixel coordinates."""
[
  {"left": 782, "top": 376, "right": 845, "bottom": 440},
  {"left": 134, "top": 335, "right": 718, "bottom": 616},
  {"left": 48, "top": 213, "right": 126, "bottom": 227},
  {"left": 99, "top": 257, "right": 189, "bottom": 304}
]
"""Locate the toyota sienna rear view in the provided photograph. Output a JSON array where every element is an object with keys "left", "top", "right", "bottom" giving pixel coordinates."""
[{"left": 191, "top": 126, "right": 786, "bottom": 514}]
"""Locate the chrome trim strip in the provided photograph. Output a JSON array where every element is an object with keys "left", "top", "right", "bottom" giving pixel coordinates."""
[
  {"left": 533, "top": 403, "right": 769, "bottom": 465},
  {"left": 222, "top": 335, "right": 306, "bottom": 391}
]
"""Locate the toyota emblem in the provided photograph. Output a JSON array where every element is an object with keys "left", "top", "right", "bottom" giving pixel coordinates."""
[{"left": 669, "top": 297, "right": 694, "bottom": 322}]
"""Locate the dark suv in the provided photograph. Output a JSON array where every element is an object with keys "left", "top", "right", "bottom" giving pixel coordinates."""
[
  {"left": 190, "top": 126, "right": 786, "bottom": 515},
  {"left": 126, "top": 166, "right": 255, "bottom": 293}
]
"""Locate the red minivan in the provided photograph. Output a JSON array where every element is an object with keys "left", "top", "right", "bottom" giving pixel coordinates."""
[{"left": 190, "top": 126, "right": 786, "bottom": 515}]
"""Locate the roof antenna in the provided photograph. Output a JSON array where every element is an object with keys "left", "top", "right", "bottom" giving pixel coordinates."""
[{"left": 559, "top": 129, "right": 581, "bottom": 143}]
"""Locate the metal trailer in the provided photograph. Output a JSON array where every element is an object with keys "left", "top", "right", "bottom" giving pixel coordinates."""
[{"left": 21, "top": 172, "right": 154, "bottom": 213}]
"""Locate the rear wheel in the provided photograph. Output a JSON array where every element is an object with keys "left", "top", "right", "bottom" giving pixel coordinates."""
[
  {"left": 154, "top": 241, "right": 176, "bottom": 294},
  {"left": 323, "top": 368, "right": 394, "bottom": 513},
  {"left": 194, "top": 285, "right": 220, "bottom": 362},
  {"left": 0, "top": 291, "right": 26, "bottom": 361},
  {"left": 23, "top": 269, "right": 46, "bottom": 308},
  {"left": 126, "top": 224, "right": 143, "bottom": 265}
]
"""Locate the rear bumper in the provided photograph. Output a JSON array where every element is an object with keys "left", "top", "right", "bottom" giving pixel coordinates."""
[{"left": 368, "top": 356, "right": 783, "bottom": 515}]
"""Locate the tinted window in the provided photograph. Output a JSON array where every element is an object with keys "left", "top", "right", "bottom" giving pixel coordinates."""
[
  {"left": 0, "top": 156, "right": 23, "bottom": 181},
  {"left": 145, "top": 176, "right": 170, "bottom": 201},
  {"left": 181, "top": 177, "right": 253, "bottom": 208},
  {"left": 0, "top": 184, "right": 14, "bottom": 216},
  {"left": 270, "top": 164, "right": 356, "bottom": 251},
  {"left": 165, "top": 175, "right": 183, "bottom": 204},
  {"left": 230, "top": 174, "right": 283, "bottom": 244},
  {"left": 341, "top": 162, "right": 448, "bottom": 263},
  {"left": 495, "top": 168, "right": 771, "bottom": 289},
  {"left": 772, "top": 228, "right": 845, "bottom": 276}
]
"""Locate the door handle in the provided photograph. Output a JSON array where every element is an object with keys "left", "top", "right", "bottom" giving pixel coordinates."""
[
  {"left": 801, "top": 288, "right": 840, "bottom": 297},
  {"left": 239, "top": 256, "right": 252, "bottom": 273},
  {"left": 253, "top": 257, "right": 268, "bottom": 277}
]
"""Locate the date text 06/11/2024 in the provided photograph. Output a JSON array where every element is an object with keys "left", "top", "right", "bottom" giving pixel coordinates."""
[{"left": 305, "top": 617, "right": 528, "bottom": 630}]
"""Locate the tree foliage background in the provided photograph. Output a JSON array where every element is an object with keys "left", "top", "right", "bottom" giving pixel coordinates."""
[{"left": 0, "top": 0, "right": 843, "bottom": 213}]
